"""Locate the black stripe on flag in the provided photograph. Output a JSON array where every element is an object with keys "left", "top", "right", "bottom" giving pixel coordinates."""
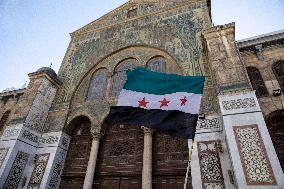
[{"left": 103, "top": 106, "right": 198, "bottom": 139}]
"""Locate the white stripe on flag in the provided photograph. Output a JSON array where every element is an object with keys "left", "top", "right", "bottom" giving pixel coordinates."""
[{"left": 117, "top": 89, "right": 202, "bottom": 114}]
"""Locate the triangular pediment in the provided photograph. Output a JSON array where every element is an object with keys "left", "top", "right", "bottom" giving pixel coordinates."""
[{"left": 71, "top": 0, "right": 202, "bottom": 36}]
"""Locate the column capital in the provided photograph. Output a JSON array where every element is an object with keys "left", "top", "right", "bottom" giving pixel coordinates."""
[
  {"left": 91, "top": 127, "right": 103, "bottom": 141},
  {"left": 141, "top": 126, "right": 153, "bottom": 135}
]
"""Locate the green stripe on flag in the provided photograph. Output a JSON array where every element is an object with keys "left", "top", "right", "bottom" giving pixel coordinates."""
[{"left": 124, "top": 67, "right": 205, "bottom": 95}]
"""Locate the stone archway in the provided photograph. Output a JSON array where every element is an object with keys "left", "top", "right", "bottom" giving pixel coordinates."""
[
  {"left": 266, "top": 109, "right": 284, "bottom": 170},
  {"left": 60, "top": 116, "right": 92, "bottom": 189}
]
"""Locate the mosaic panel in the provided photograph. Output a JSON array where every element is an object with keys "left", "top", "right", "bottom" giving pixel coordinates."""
[
  {"left": 48, "top": 150, "right": 66, "bottom": 189},
  {"left": 222, "top": 98, "right": 256, "bottom": 110},
  {"left": 197, "top": 118, "right": 220, "bottom": 130},
  {"left": 86, "top": 68, "right": 108, "bottom": 101},
  {"left": 27, "top": 154, "right": 50, "bottom": 189},
  {"left": 4, "top": 151, "right": 29, "bottom": 189},
  {"left": 233, "top": 125, "right": 277, "bottom": 185},
  {"left": 22, "top": 130, "right": 39, "bottom": 143},
  {"left": 197, "top": 141, "right": 225, "bottom": 189},
  {"left": 0, "top": 148, "right": 9, "bottom": 169},
  {"left": 2, "top": 128, "right": 21, "bottom": 138},
  {"left": 39, "top": 135, "right": 59, "bottom": 145}
]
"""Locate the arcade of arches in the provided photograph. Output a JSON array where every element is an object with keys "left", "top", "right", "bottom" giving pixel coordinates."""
[
  {"left": 59, "top": 119, "right": 190, "bottom": 189},
  {"left": 60, "top": 56, "right": 190, "bottom": 189}
]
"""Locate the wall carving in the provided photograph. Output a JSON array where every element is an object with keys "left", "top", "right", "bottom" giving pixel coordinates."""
[
  {"left": 27, "top": 154, "right": 50, "bottom": 189},
  {"left": 48, "top": 150, "right": 66, "bottom": 189},
  {"left": 2, "top": 128, "right": 21, "bottom": 138},
  {"left": 4, "top": 151, "right": 29, "bottom": 189},
  {"left": 197, "top": 117, "right": 220, "bottom": 130},
  {"left": 222, "top": 97, "right": 257, "bottom": 110},
  {"left": 233, "top": 125, "right": 277, "bottom": 185},
  {"left": 22, "top": 130, "right": 39, "bottom": 143},
  {"left": 40, "top": 135, "right": 59, "bottom": 145},
  {"left": 197, "top": 141, "right": 225, "bottom": 189},
  {"left": 61, "top": 137, "right": 69, "bottom": 149},
  {"left": 0, "top": 148, "right": 9, "bottom": 169}
]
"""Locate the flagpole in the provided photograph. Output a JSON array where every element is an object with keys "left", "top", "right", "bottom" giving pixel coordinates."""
[{"left": 184, "top": 139, "right": 194, "bottom": 189}]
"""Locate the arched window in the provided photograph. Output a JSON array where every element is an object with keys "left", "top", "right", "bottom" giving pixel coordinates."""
[
  {"left": 272, "top": 60, "right": 284, "bottom": 92},
  {"left": 0, "top": 110, "right": 11, "bottom": 133},
  {"left": 110, "top": 59, "right": 139, "bottom": 97},
  {"left": 86, "top": 68, "right": 108, "bottom": 101},
  {"left": 147, "top": 57, "right": 166, "bottom": 73},
  {"left": 246, "top": 66, "right": 268, "bottom": 97}
]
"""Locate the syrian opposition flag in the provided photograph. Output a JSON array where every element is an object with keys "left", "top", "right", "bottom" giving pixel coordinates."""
[{"left": 104, "top": 67, "right": 205, "bottom": 139}]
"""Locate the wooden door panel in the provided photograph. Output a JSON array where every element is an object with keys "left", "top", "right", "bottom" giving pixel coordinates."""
[
  {"left": 94, "top": 177, "right": 141, "bottom": 189},
  {"left": 120, "top": 177, "right": 141, "bottom": 189},
  {"left": 153, "top": 176, "right": 191, "bottom": 189},
  {"left": 59, "top": 177, "right": 84, "bottom": 189}
]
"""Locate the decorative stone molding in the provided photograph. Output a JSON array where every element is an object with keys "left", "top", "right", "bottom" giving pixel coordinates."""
[
  {"left": 2, "top": 127, "right": 21, "bottom": 139},
  {"left": 21, "top": 129, "right": 39, "bottom": 143},
  {"left": 197, "top": 140, "right": 225, "bottom": 189},
  {"left": 142, "top": 126, "right": 153, "bottom": 135},
  {"left": 61, "top": 136, "right": 69, "bottom": 149},
  {"left": 197, "top": 117, "right": 220, "bottom": 130},
  {"left": 222, "top": 97, "right": 257, "bottom": 111},
  {"left": 0, "top": 148, "right": 9, "bottom": 169},
  {"left": 39, "top": 135, "right": 60, "bottom": 145},
  {"left": 91, "top": 127, "right": 103, "bottom": 141},
  {"left": 233, "top": 125, "right": 276, "bottom": 185},
  {"left": 219, "top": 91, "right": 261, "bottom": 116}
]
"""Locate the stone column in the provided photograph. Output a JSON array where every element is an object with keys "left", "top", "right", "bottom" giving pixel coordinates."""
[
  {"left": 83, "top": 127, "right": 102, "bottom": 189},
  {"left": 142, "top": 127, "right": 153, "bottom": 189}
]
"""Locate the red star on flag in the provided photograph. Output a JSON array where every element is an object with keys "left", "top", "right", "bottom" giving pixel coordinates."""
[
  {"left": 138, "top": 97, "right": 149, "bottom": 108},
  {"left": 180, "top": 96, "right": 188, "bottom": 106},
  {"left": 159, "top": 98, "right": 170, "bottom": 108}
]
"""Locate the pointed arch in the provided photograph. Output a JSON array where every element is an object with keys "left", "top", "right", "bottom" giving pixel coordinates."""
[
  {"left": 86, "top": 68, "right": 108, "bottom": 101},
  {"left": 146, "top": 56, "right": 166, "bottom": 73},
  {"left": 110, "top": 58, "right": 139, "bottom": 97},
  {"left": 246, "top": 66, "right": 268, "bottom": 97}
]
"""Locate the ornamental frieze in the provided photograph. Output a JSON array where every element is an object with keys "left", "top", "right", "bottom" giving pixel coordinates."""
[{"left": 222, "top": 97, "right": 257, "bottom": 110}]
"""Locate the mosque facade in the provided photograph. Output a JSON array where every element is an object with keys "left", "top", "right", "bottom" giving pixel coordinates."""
[{"left": 0, "top": 0, "right": 283, "bottom": 188}]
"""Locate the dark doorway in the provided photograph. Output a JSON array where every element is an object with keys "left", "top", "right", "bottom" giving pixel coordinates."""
[
  {"left": 60, "top": 116, "right": 92, "bottom": 189},
  {"left": 266, "top": 109, "right": 284, "bottom": 170},
  {"left": 93, "top": 125, "right": 143, "bottom": 189}
]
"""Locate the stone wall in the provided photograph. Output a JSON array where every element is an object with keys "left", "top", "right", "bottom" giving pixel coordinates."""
[
  {"left": 45, "top": 0, "right": 212, "bottom": 133},
  {"left": 0, "top": 89, "right": 25, "bottom": 134},
  {"left": 239, "top": 37, "right": 284, "bottom": 117}
]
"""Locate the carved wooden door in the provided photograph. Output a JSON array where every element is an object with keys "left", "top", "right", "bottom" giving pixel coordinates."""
[
  {"left": 93, "top": 125, "right": 143, "bottom": 189},
  {"left": 60, "top": 120, "right": 92, "bottom": 189},
  {"left": 266, "top": 110, "right": 284, "bottom": 170},
  {"left": 153, "top": 133, "right": 192, "bottom": 189}
]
